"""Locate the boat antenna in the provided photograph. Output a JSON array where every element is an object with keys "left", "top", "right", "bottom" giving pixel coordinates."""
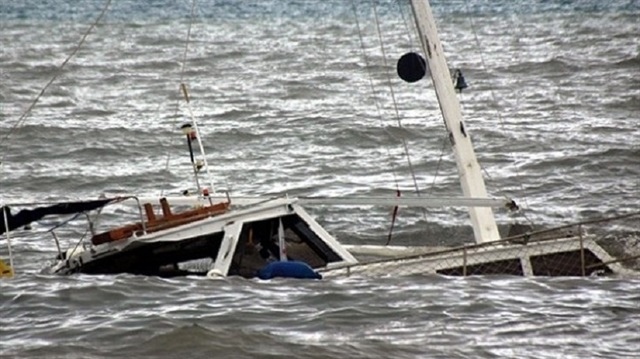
[
  {"left": 180, "top": 123, "right": 202, "bottom": 194},
  {"left": 180, "top": 83, "right": 216, "bottom": 196}
]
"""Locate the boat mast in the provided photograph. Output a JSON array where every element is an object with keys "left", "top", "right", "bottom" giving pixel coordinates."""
[{"left": 409, "top": 0, "right": 500, "bottom": 243}]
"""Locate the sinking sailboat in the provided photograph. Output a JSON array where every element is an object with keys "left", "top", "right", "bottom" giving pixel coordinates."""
[{"left": 3, "top": 0, "right": 638, "bottom": 279}]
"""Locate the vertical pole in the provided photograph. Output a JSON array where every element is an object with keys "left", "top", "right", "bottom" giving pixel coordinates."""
[
  {"left": 3, "top": 206, "right": 15, "bottom": 277},
  {"left": 578, "top": 224, "right": 585, "bottom": 277},
  {"left": 462, "top": 246, "right": 467, "bottom": 276},
  {"left": 278, "top": 218, "right": 287, "bottom": 261}
]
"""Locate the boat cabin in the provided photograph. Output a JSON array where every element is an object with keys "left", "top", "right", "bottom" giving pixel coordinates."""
[{"left": 50, "top": 197, "right": 357, "bottom": 278}]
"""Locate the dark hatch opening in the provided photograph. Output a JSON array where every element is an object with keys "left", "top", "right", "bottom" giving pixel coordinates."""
[{"left": 228, "top": 214, "right": 342, "bottom": 278}]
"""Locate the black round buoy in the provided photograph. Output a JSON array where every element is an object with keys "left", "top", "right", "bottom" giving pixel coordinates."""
[{"left": 397, "top": 52, "right": 426, "bottom": 83}]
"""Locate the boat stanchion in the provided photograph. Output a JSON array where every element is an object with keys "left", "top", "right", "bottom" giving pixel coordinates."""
[
  {"left": 2, "top": 206, "right": 15, "bottom": 278},
  {"left": 202, "top": 187, "right": 213, "bottom": 206}
]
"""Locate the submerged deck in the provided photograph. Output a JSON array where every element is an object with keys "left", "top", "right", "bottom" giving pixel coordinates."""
[
  {"left": 322, "top": 215, "right": 640, "bottom": 278},
  {"left": 38, "top": 195, "right": 639, "bottom": 279}
]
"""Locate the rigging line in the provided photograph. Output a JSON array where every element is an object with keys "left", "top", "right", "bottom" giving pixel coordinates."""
[
  {"left": 458, "top": 94, "right": 497, "bottom": 186},
  {"left": 425, "top": 135, "right": 448, "bottom": 195},
  {"left": 0, "top": 0, "right": 113, "bottom": 160},
  {"left": 370, "top": 1, "right": 423, "bottom": 199},
  {"left": 161, "top": 0, "right": 199, "bottom": 197},
  {"left": 393, "top": 0, "right": 416, "bottom": 46},
  {"left": 352, "top": 0, "right": 411, "bottom": 243},
  {"left": 462, "top": 0, "right": 530, "bottom": 210},
  {"left": 350, "top": 1, "right": 402, "bottom": 192},
  {"left": 397, "top": 0, "right": 448, "bottom": 193},
  {"left": 177, "top": 0, "right": 198, "bottom": 87}
]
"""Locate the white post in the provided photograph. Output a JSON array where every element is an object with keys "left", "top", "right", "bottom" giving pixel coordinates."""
[
  {"left": 278, "top": 218, "right": 287, "bottom": 261},
  {"left": 410, "top": 0, "right": 500, "bottom": 243}
]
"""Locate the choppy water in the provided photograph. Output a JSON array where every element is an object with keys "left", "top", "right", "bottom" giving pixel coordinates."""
[{"left": 1, "top": 0, "right": 639, "bottom": 358}]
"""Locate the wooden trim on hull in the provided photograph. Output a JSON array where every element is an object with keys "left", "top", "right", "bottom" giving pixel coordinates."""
[{"left": 90, "top": 198, "right": 229, "bottom": 245}]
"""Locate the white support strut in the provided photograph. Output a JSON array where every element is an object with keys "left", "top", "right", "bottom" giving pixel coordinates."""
[{"left": 128, "top": 195, "right": 512, "bottom": 209}]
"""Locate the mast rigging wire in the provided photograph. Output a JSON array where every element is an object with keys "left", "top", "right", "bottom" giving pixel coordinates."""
[
  {"left": 160, "top": 0, "right": 200, "bottom": 197},
  {"left": 371, "top": 1, "right": 423, "bottom": 199},
  {"left": 462, "top": 0, "right": 531, "bottom": 213},
  {"left": 0, "top": 0, "right": 113, "bottom": 165},
  {"left": 350, "top": 1, "right": 403, "bottom": 192}
]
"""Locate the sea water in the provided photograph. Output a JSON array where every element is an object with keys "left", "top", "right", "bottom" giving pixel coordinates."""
[{"left": 1, "top": 1, "right": 639, "bottom": 358}]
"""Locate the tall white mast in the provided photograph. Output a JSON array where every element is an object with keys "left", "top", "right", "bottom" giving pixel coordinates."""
[{"left": 410, "top": 0, "right": 500, "bottom": 243}]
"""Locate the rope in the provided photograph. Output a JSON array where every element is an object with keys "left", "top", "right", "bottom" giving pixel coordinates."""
[
  {"left": 351, "top": 1, "right": 421, "bottom": 244},
  {"left": 350, "top": 1, "right": 402, "bottom": 192},
  {"left": 425, "top": 135, "right": 448, "bottom": 195},
  {"left": 370, "top": 1, "right": 423, "bottom": 199},
  {"left": 0, "top": 0, "right": 113, "bottom": 162},
  {"left": 393, "top": 0, "right": 418, "bottom": 46}
]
